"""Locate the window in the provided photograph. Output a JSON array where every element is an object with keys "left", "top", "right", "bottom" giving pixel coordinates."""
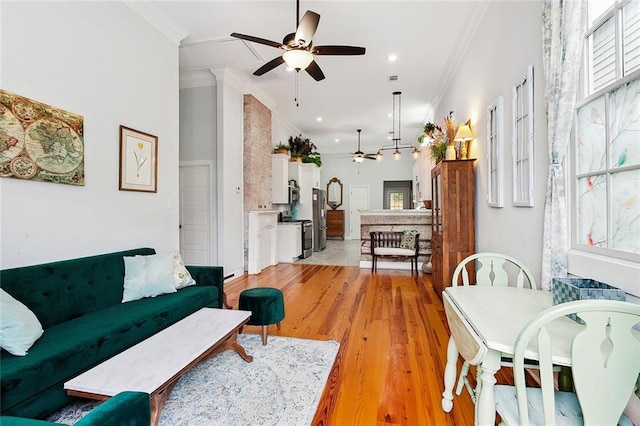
[
  {"left": 389, "top": 192, "right": 404, "bottom": 210},
  {"left": 487, "top": 96, "right": 504, "bottom": 208},
  {"left": 570, "top": 0, "right": 640, "bottom": 293},
  {"left": 512, "top": 65, "right": 535, "bottom": 207},
  {"left": 574, "top": 75, "right": 640, "bottom": 259},
  {"left": 585, "top": 0, "right": 640, "bottom": 95},
  {"left": 383, "top": 180, "right": 412, "bottom": 210}
]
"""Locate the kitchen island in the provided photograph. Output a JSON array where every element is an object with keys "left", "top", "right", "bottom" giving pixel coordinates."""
[{"left": 360, "top": 210, "right": 432, "bottom": 271}]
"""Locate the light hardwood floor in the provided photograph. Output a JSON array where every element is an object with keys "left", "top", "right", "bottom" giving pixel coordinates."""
[{"left": 225, "top": 263, "right": 487, "bottom": 425}]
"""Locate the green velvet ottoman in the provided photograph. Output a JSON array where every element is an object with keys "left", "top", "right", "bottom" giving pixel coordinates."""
[{"left": 238, "top": 287, "right": 285, "bottom": 345}]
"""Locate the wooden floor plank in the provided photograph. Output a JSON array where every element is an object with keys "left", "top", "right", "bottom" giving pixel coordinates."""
[{"left": 225, "top": 264, "right": 476, "bottom": 425}]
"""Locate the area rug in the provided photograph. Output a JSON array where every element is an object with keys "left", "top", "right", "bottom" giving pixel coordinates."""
[{"left": 47, "top": 334, "right": 339, "bottom": 425}]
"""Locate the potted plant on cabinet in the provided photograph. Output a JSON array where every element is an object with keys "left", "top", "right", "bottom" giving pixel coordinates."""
[
  {"left": 274, "top": 142, "right": 290, "bottom": 155},
  {"left": 288, "top": 135, "right": 317, "bottom": 163}
]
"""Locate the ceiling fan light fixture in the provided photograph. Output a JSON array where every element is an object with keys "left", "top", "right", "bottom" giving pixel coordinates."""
[
  {"left": 283, "top": 49, "right": 314, "bottom": 70},
  {"left": 354, "top": 155, "right": 365, "bottom": 163}
]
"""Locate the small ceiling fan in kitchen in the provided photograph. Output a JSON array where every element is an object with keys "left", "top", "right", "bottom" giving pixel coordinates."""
[
  {"left": 230, "top": 0, "right": 366, "bottom": 81},
  {"left": 351, "top": 129, "right": 378, "bottom": 163}
]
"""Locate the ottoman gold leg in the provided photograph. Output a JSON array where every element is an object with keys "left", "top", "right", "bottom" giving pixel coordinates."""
[
  {"left": 276, "top": 322, "right": 281, "bottom": 330},
  {"left": 261, "top": 325, "right": 268, "bottom": 345}
]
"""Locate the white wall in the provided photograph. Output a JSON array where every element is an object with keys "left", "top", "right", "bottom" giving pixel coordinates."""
[
  {"left": 0, "top": 1, "right": 180, "bottom": 268},
  {"left": 272, "top": 113, "right": 300, "bottom": 150},
  {"left": 320, "top": 152, "right": 415, "bottom": 237},
  {"left": 179, "top": 83, "right": 216, "bottom": 161},
  {"left": 435, "top": 0, "right": 547, "bottom": 283},
  {"left": 213, "top": 69, "right": 245, "bottom": 277}
]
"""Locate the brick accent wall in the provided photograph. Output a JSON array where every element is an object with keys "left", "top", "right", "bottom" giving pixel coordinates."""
[{"left": 243, "top": 94, "right": 272, "bottom": 266}]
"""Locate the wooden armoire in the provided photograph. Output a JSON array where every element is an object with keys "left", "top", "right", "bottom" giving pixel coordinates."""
[{"left": 431, "top": 160, "right": 475, "bottom": 298}]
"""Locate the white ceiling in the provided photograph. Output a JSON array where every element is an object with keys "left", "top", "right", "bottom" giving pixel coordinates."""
[{"left": 138, "top": 1, "right": 487, "bottom": 155}]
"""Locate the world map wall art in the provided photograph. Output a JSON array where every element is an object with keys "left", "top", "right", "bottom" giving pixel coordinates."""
[{"left": 0, "top": 89, "right": 84, "bottom": 186}]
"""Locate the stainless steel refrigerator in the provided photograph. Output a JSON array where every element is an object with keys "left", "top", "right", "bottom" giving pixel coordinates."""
[{"left": 312, "top": 189, "right": 327, "bottom": 251}]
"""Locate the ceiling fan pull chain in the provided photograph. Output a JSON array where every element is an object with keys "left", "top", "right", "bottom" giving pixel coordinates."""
[{"left": 295, "top": 72, "right": 300, "bottom": 107}]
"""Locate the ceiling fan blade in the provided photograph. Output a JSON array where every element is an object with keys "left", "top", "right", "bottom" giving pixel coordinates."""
[
  {"left": 230, "top": 32, "right": 284, "bottom": 49},
  {"left": 312, "top": 45, "right": 366, "bottom": 56},
  {"left": 253, "top": 56, "right": 285, "bottom": 76},
  {"left": 305, "top": 60, "right": 325, "bottom": 81},
  {"left": 294, "top": 11, "right": 320, "bottom": 47}
]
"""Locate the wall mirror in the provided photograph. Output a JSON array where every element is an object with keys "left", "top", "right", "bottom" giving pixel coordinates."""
[{"left": 327, "top": 177, "right": 343, "bottom": 210}]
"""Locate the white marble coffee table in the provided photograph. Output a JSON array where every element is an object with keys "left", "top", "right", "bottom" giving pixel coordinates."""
[{"left": 65, "top": 308, "right": 252, "bottom": 425}]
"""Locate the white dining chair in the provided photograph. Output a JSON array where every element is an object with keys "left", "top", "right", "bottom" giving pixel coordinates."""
[
  {"left": 451, "top": 252, "right": 538, "bottom": 400},
  {"left": 494, "top": 300, "right": 640, "bottom": 425}
]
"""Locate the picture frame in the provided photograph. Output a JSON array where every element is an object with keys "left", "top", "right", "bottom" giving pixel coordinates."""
[{"left": 119, "top": 125, "right": 157, "bottom": 193}]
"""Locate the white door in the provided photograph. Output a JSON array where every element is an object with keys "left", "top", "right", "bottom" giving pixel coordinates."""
[
  {"left": 179, "top": 161, "right": 215, "bottom": 265},
  {"left": 349, "top": 185, "right": 369, "bottom": 240}
]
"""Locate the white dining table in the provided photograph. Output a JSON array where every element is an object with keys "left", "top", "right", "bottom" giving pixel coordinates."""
[{"left": 440, "top": 285, "right": 583, "bottom": 425}]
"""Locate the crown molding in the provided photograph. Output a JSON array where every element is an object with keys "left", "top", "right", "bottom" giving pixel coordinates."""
[
  {"left": 180, "top": 69, "right": 216, "bottom": 89},
  {"left": 123, "top": 0, "right": 188, "bottom": 45},
  {"left": 431, "top": 0, "right": 490, "bottom": 112}
]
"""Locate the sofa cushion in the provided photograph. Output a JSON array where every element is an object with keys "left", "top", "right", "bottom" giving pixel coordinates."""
[
  {"left": 0, "top": 290, "right": 44, "bottom": 356},
  {"left": 0, "top": 248, "right": 156, "bottom": 329},
  {"left": 401, "top": 230, "right": 418, "bottom": 249},
  {"left": 172, "top": 252, "right": 195, "bottom": 289},
  {"left": 122, "top": 254, "right": 176, "bottom": 302},
  {"left": 0, "top": 285, "right": 217, "bottom": 416},
  {"left": 374, "top": 247, "right": 415, "bottom": 256}
]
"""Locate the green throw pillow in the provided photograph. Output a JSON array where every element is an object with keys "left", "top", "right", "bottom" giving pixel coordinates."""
[
  {"left": 0, "top": 288, "right": 44, "bottom": 356},
  {"left": 122, "top": 253, "right": 177, "bottom": 303}
]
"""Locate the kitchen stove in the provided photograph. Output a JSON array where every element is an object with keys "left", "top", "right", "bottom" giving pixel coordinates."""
[{"left": 279, "top": 219, "right": 313, "bottom": 259}]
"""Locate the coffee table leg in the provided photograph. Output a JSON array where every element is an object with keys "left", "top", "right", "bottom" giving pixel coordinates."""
[
  {"left": 208, "top": 333, "right": 253, "bottom": 362},
  {"left": 150, "top": 382, "right": 176, "bottom": 426}
]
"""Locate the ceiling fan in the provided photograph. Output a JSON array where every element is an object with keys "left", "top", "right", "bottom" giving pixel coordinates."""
[
  {"left": 351, "top": 129, "right": 377, "bottom": 162},
  {"left": 230, "top": 0, "right": 366, "bottom": 81}
]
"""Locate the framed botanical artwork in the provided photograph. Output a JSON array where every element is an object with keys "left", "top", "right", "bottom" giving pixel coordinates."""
[{"left": 119, "top": 125, "right": 157, "bottom": 192}]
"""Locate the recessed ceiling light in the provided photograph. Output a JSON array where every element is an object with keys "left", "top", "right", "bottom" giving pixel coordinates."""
[
  {"left": 388, "top": 54, "right": 397, "bottom": 62},
  {"left": 334, "top": 139, "right": 340, "bottom": 143},
  {"left": 388, "top": 113, "right": 393, "bottom": 118},
  {"left": 316, "top": 117, "right": 323, "bottom": 122}
]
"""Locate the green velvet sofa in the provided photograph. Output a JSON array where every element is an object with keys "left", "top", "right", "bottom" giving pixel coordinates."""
[
  {"left": 0, "top": 248, "right": 223, "bottom": 420},
  {"left": 0, "top": 391, "right": 150, "bottom": 426}
]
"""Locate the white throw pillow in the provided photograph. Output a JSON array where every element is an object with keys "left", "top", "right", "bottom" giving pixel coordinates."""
[
  {"left": 122, "top": 253, "right": 177, "bottom": 303},
  {"left": 0, "top": 289, "right": 44, "bottom": 356},
  {"left": 173, "top": 251, "right": 196, "bottom": 289}
]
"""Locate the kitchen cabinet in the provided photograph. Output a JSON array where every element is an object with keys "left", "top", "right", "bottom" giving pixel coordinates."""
[
  {"left": 272, "top": 154, "right": 289, "bottom": 204},
  {"left": 326, "top": 209, "right": 345, "bottom": 240},
  {"left": 311, "top": 164, "right": 321, "bottom": 189},
  {"left": 413, "top": 147, "right": 435, "bottom": 206},
  {"left": 277, "top": 223, "right": 302, "bottom": 262},
  {"left": 289, "top": 163, "right": 312, "bottom": 219},
  {"left": 248, "top": 210, "right": 278, "bottom": 274},
  {"left": 431, "top": 160, "right": 475, "bottom": 298}
]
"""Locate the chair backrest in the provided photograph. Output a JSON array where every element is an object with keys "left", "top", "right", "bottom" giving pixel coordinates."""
[
  {"left": 512, "top": 300, "right": 640, "bottom": 426},
  {"left": 451, "top": 252, "right": 536, "bottom": 288},
  {"left": 370, "top": 231, "right": 420, "bottom": 253}
]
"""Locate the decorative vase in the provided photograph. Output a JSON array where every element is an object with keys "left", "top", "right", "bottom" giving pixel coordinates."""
[
  {"left": 460, "top": 141, "right": 468, "bottom": 160},
  {"left": 445, "top": 144, "right": 456, "bottom": 161}
]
